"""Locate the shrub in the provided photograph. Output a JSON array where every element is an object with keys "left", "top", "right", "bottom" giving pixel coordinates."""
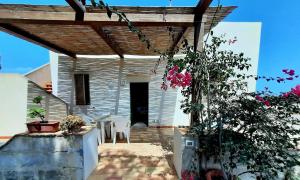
[
  {"left": 60, "top": 115, "right": 85, "bottom": 133},
  {"left": 28, "top": 96, "right": 46, "bottom": 122}
]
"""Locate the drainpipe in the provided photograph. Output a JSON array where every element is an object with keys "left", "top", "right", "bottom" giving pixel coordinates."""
[
  {"left": 114, "top": 57, "right": 124, "bottom": 115},
  {"left": 70, "top": 60, "right": 77, "bottom": 114},
  {"left": 45, "top": 94, "right": 50, "bottom": 121},
  {"left": 157, "top": 90, "right": 166, "bottom": 125}
]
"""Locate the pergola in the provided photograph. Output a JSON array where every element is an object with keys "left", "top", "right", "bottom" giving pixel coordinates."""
[{"left": 0, "top": 0, "right": 236, "bottom": 59}]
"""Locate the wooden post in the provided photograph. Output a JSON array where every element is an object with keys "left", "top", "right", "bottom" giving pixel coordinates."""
[
  {"left": 114, "top": 57, "right": 124, "bottom": 115},
  {"left": 191, "top": 0, "right": 212, "bottom": 126}
]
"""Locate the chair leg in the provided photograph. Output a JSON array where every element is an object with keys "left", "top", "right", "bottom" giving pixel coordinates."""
[
  {"left": 113, "top": 130, "right": 116, "bottom": 144},
  {"left": 126, "top": 131, "right": 130, "bottom": 144},
  {"left": 97, "top": 128, "right": 101, "bottom": 145}
]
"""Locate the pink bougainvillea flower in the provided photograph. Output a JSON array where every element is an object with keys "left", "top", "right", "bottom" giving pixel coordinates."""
[
  {"left": 291, "top": 85, "right": 300, "bottom": 97},
  {"left": 165, "top": 66, "right": 192, "bottom": 89},
  {"left": 288, "top": 69, "right": 295, "bottom": 76},
  {"left": 282, "top": 69, "right": 296, "bottom": 76},
  {"left": 255, "top": 95, "right": 264, "bottom": 102},
  {"left": 263, "top": 100, "right": 270, "bottom": 107},
  {"left": 282, "top": 92, "right": 292, "bottom": 98}
]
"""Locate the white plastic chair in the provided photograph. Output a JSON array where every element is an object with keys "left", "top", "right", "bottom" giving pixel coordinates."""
[
  {"left": 79, "top": 113, "right": 102, "bottom": 145},
  {"left": 111, "top": 115, "right": 131, "bottom": 144}
]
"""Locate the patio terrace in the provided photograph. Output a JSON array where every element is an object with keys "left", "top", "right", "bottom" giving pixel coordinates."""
[{"left": 89, "top": 128, "right": 178, "bottom": 180}]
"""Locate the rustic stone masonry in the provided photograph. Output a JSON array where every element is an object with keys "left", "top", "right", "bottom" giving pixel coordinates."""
[
  {"left": 57, "top": 56, "right": 178, "bottom": 126},
  {"left": 27, "top": 81, "right": 68, "bottom": 122},
  {"left": 0, "top": 127, "right": 98, "bottom": 180}
]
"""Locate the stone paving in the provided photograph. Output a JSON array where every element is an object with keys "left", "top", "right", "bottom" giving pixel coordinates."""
[{"left": 88, "top": 128, "right": 178, "bottom": 180}]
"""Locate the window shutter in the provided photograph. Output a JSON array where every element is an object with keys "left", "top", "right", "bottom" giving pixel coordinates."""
[{"left": 74, "top": 74, "right": 90, "bottom": 105}]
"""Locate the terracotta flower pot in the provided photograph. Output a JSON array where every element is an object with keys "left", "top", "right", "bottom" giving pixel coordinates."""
[
  {"left": 205, "top": 169, "right": 224, "bottom": 180},
  {"left": 26, "top": 121, "right": 60, "bottom": 133}
]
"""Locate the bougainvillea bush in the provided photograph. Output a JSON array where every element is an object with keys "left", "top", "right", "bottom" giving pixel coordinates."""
[
  {"left": 162, "top": 35, "right": 300, "bottom": 179},
  {"left": 88, "top": 0, "right": 299, "bottom": 178}
]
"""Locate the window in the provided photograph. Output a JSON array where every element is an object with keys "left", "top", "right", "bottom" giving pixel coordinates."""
[{"left": 74, "top": 74, "right": 90, "bottom": 105}]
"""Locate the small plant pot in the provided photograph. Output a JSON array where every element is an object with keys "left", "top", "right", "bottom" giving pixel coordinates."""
[{"left": 26, "top": 121, "right": 60, "bottom": 133}]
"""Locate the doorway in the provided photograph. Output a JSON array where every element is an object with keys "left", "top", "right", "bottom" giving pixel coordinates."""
[{"left": 130, "top": 82, "right": 149, "bottom": 126}]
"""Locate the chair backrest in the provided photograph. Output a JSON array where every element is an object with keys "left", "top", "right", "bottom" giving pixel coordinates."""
[
  {"left": 78, "top": 113, "right": 94, "bottom": 125},
  {"left": 111, "top": 115, "right": 130, "bottom": 132}
]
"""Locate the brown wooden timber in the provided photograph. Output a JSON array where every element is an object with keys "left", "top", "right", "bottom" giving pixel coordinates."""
[
  {"left": 65, "top": 0, "right": 86, "bottom": 21},
  {"left": 169, "top": 27, "right": 188, "bottom": 53},
  {"left": 194, "top": 0, "right": 213, "bottom": 51},
  {"left": 0, "top": 9, "right": 193, "bottom": 26},
  {"left": 91, "top": 26, "right": 124, "bottom": 58},
  {"left": 0, "top": 23, "right": 76, "bottom": 58}
]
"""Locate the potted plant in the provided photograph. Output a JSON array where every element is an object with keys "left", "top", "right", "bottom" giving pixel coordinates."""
[
  {"left": 26, "top": 96, "right": 60, "bottom": 133},
  {"left": 60, "top": 115, "right": 85, "bottom": 133}
]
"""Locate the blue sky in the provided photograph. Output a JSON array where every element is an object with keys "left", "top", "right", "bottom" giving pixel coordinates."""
[{"left": 0, "top": 0, "right": 299, "bottom": 94}]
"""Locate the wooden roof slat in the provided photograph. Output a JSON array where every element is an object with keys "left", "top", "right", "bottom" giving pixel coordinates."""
[
  {"left": 0, "top": 23, "right": 76, "bottom": 58},
  {"left": 0, "top": 4, "right": 236, "bottom": 56},
  {"left": 0, "top": 5, "right": 237, "bottom": 27},
  {"left": 91, "top": 26, "right": 124, "bottom": 58}
]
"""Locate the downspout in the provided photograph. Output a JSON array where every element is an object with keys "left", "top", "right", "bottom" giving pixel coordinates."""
[
  {"left": 70, "top": 60, "right": 77, "bottom": 114},
  {"left": 114, "top": 57, "right": 124, "bottom": 115}
]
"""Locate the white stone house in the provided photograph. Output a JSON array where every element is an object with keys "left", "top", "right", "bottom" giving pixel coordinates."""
[
  {"left": 49, "top": 22, "right": 262, "bottom": 127},
  {"left": 0, "top": 4, "right": 262, "bottom": 132}
]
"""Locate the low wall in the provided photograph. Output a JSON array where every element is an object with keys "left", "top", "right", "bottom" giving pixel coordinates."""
[{"left": 0, "top": 127, "right": 98, "bottom": 180}]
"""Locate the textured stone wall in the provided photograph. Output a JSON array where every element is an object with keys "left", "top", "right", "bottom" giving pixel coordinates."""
[
  {"left": 57, "top": 56, "right": 178, "bottom": 126},
  {"left": 0, "top": 128, "right": 98, "bottom": 180},
  {"left": 27, "top": 81, "right": 68, "bottom": 122}
]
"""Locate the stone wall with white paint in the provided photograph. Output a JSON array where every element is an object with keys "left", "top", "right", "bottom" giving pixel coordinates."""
[
  {"left": 0, "top": 127, "right": 98, "bottom": 180},
  {"left": 0, "top": 74, "right": 28, "bottom": 136},
  {"left": 27, "top": 81, "right": 68, "bottom": 122},
  {"left": 56, "top": 55, "right": 178, "bottom": 126},
  {"left": 0, "top": 74, "right": 68, "bottom": 137}
]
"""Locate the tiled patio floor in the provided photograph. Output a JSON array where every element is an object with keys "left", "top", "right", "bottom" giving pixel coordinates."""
[{"left": 88, "top": 128, "right": 178, "bottom": 180}]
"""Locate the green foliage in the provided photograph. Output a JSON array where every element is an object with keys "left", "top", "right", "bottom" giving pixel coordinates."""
[
  {"left": 60, "top": 115, "right": 85, "bottom": 133},
  {"left": 163, "top": 35, "right": 300, "bottom": 179},
  {"left": 27, "top": 96, "right": 46, "bottom": 122}
]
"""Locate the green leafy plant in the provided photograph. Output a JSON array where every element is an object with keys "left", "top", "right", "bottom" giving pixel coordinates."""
[
  {"left": 60, "top": 115, "right": 85, "bottom": 133},
  {"left": 28, "top": 96, "right": 46, "bottom": 122},
  {"left": 161, "top": 35, "right": 300, "bottom": 179},
  {"left": 90, "top": 1, "right": 300, "bottom": 178}
]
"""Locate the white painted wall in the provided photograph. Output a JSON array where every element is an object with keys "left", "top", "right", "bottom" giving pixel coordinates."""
[
  {"left": 83, "top": 128, "right": 98, "bottom": 180},
  {"left": 173, "top": 22, "right": 262, "bottom": 126},
  {"left": 0, "top": 74, "right": 28, "bottom": 136},
  {"left": 50, "top": 51, "right": 59, "bottom": 96}
]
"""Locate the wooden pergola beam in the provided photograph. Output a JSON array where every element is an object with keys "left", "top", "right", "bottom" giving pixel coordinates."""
[
  {"left": 91, "top": 26, "right": 124, "bottom": 58},
  {"left": 0, "top": 10, "right": 195, "bottom": 26},
  {"left": 169, "top": 27, "right": 189, "bottom": 53},
  {"left": 65, "top": 0, "right": 86, "bottom": 21},
  {"left": 194, "top": 0, "right": 213, "bottom": 51},
  {"left": 0, "top": 23, "right": 76, "bottom": 58}
]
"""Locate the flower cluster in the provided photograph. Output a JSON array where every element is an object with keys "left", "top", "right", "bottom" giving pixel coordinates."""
[
  {"left": 283, "top": 69, "right": 295, "bottom": 76},
  {"left": 256, "top": 95, "right": 271, "bottom": 107},
  {"left": 181, "top": 170, "right": 196, "bottom": 180},
  {"left": 161, "top": 65, "right": 192, "bottom": 90},
  {"left": 277, "top": 69, "right": 299, "bottom": 83},
  {"left": 282, "top": 84, "right": 300, "bottom": 98}
]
